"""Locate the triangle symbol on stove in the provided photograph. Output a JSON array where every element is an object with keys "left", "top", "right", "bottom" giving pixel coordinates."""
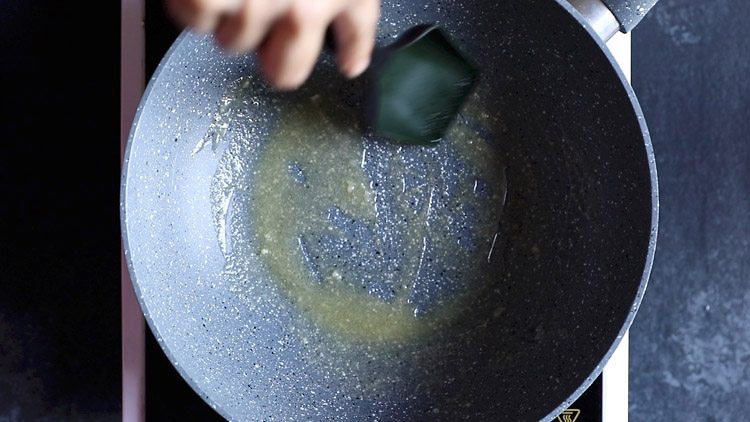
[{"left": 556, "top": 408, "right": 581, "bottom": 422}]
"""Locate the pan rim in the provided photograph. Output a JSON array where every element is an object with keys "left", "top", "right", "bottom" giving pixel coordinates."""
[
  {"left": 538, "top": 1, "right": 659, "bottom": 421},
  {"left": 120, "top": 31, "right": 237, "bottom": 421}
]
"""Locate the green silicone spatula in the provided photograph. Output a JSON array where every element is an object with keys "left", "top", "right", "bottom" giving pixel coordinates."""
[
  {"left": 325, "top": 24, "right": 478, "bottom": 146},
  {"left": 364, "top": 24, "right": 479, "bottom": 146}
]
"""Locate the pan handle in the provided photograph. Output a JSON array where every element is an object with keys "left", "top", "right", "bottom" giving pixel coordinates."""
[
  {"left": 601, "top": 0, "right": 659, "bottom": 32},
  {"left": 568, "top": 0, "right": 658, "bottom": 40}
]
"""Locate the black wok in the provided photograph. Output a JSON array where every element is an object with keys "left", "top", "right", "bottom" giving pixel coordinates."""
[{"left": 122, "top": 0, "right": 659, "bottom": 420}]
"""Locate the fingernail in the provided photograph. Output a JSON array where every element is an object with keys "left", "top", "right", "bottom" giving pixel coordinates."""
[{"left": 345, "top": 57, "right": 371, "bottom": 79}]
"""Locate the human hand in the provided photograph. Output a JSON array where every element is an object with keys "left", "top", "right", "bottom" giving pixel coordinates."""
[{"left": 166, "top": 0, "right": 380, "bottom": 90}]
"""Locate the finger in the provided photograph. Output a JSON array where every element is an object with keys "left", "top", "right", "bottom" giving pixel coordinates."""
[
  {"left": 215, "top": 0, "right": 290, "bottom": 52},
  {"left": 333, "top": 0, "right": 380, "bottom": 78},
  {"left": 259, "top": 18, "right": 326, "bottom": 90},
  {"left": 259, "top": 1, "right": 348, "bottom": 90},
  {"left": 166, "top": 0, "right": 241, "bottom": 33},
  {"left": 166, "top": 0, "right": 198, "bottom": 29}
]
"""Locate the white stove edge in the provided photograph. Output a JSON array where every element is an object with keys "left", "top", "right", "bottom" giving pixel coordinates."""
[
  {"left": 601, "top": 31, "right": 631, "bottom": 422},
  {"left": 121, "top": 0, "right": 145, "bottom": 421}
]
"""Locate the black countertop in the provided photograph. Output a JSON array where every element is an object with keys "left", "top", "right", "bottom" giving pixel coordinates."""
[{"left": 0, "top": 1, "right": 121, "bottom": 419}]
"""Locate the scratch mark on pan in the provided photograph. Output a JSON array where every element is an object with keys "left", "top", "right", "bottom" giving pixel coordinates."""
[
  {"left": 414, "top": 236, "right": 429, "bottom": 289},
  {"left": 425, "top": 187, "right": 436, "bottom": 226},
  {"left": 487, "top": 166, "right": 508, "bottom": 263},
  {"left": 487, "top": 232, "right": 499, "bottom": 263}
]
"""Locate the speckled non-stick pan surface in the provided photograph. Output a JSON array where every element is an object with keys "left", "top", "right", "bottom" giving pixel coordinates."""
[{"left": 122, "top": 0, "right": 658, "bottom": 420}]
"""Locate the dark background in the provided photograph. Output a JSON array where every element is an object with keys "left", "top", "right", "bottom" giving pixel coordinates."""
[
  {"left": 1, "top": 0, "right": 748, "bottom": 420},
  {"left": 0, "top": 1, "right": 121, "bottom": 421},
  {"left": 630, "top": 0, "right": 750, "bottom": 419}
]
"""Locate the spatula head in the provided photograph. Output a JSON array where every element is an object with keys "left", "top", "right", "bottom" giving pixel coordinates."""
[{"left": 368, "top": 25, "right": 479, "bottom": 146}]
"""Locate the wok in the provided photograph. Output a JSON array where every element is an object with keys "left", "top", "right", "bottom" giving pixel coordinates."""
[{"left": 122, "top": 0, "right": 659, "bottom": 420}]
